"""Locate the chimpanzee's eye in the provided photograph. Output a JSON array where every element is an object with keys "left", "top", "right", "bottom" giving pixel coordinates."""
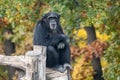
[{"left": 48, "top": 17, "right": 58, "bottom": 19}]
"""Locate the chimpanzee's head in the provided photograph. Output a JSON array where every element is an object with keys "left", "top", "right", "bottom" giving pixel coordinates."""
[{"left": 41, "top": 12, "right": 60, "bottom": 30}]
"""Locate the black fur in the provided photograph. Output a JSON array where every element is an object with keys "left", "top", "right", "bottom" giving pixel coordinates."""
[{"left": 33, "top": 12, "right": 71, "bottom": 72}]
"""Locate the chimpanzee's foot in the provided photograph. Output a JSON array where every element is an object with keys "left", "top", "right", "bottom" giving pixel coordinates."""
[{"left": 52, "top": 63, "right": 72, "bottom": 73}]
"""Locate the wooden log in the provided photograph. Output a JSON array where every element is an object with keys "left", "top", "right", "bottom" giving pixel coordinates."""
[
  {"left": 33, "top": 45, "right": 46, "bottom": 80},
  {"left": 0, "top": 45, "right": 69, "bottom": 80},
  {"left": 0, "top": 45, "right": 46, "bottom": 80},
  {"left": 46, "top": 68, "right": 68, "bottom": 80},
  {"left": 0, "top": 55, "right": 26, "bottom": 70},
  {"left": 24, "top": 45, "right": 46, "bottom": 80}
]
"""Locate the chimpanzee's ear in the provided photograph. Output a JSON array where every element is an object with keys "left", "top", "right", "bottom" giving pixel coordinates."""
[
  {"left": 58, "top": 14, "right": 60, "bottom": 19},
  {"left": 41, "top": 14, "right": 47, "bottom": 20}
]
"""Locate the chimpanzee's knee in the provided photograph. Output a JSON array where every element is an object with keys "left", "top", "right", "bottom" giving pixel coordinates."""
[{"left": 46, "top": 46, "right": 59, "bottom": 67}]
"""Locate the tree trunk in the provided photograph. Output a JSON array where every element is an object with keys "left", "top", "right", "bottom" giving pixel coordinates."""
[
  {"left": 3, "top": 28, "right": 16, "bottom": 80},
  {"left": 85, "top": 25, "right": 104, "bottom": 80}
]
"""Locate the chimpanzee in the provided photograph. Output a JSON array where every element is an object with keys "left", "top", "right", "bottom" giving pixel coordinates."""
[{"left": 33, "top": 12, "right": 72, "bottom": 72}]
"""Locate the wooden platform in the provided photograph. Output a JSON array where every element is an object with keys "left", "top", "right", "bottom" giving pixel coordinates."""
[{"left": 46, "top": 68, "right": 68, "bottom": 80}]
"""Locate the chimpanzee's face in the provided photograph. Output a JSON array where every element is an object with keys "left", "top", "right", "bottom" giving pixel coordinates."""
[{"left": 41, "top": 12, "right": 60, "bottom": 30}]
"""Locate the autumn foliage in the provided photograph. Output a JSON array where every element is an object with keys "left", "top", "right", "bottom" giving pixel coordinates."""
[
  {"left": 71, "top": 40, "right": 108, "bottom": 60},
  {"left": 0, "top": 0, "right": 120, "bottom": 80},
  {"left": 71, "top": 39, "right": 108, "bottom": 80}
]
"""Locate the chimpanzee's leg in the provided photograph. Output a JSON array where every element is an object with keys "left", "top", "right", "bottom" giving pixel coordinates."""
[
  {"left": 46, "top": 46, "right": 59, "bottom": 67},
  {"left": 57, "top": 42, "right": 72, "bottom": 73},
  {"left": 59, "top": 43, "right": 71, "bottom": 65}
]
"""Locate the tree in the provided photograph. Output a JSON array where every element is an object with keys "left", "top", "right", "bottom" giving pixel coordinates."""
[
  {"left": 3, "top": 28, "right": 16, "bottom": 80},
  {"left": 85, "top": 26, "right": 104, "bottom": 80}
]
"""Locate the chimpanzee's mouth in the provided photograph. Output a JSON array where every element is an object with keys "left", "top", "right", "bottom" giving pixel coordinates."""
[
  {"left": 51, "top": 24, "right": 56, "bottom": 28},
  {"left": 50, "top": 23, "right": 56, "bottom": 30},
  {"left": 50, "top": 19, "right": 57, "bottom": 30}
]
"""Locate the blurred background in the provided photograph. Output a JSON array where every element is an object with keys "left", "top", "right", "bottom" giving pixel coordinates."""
[{"left": 0, "top": 0, "right": 120, "bottom": 80}]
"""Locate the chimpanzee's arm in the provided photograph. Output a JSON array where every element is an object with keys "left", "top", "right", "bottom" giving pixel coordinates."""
[
  {"left": 33, "top": 22, "right": 52, "bottom": 46},
  {"left": 33, "top": 22, "right": 64, "bottom": 46}
]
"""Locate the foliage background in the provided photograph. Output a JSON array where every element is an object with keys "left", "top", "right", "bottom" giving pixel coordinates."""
[{"left": 0, "top": 0, "right": 120, "bottom": 80}]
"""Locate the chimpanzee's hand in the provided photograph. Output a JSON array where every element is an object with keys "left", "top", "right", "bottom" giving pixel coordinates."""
[
  {"left": 63, "top": 63, "right": 73, "bottom": 70},
  {"left": 57, "top": 42, "right": 65, "bottom": 49}
]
